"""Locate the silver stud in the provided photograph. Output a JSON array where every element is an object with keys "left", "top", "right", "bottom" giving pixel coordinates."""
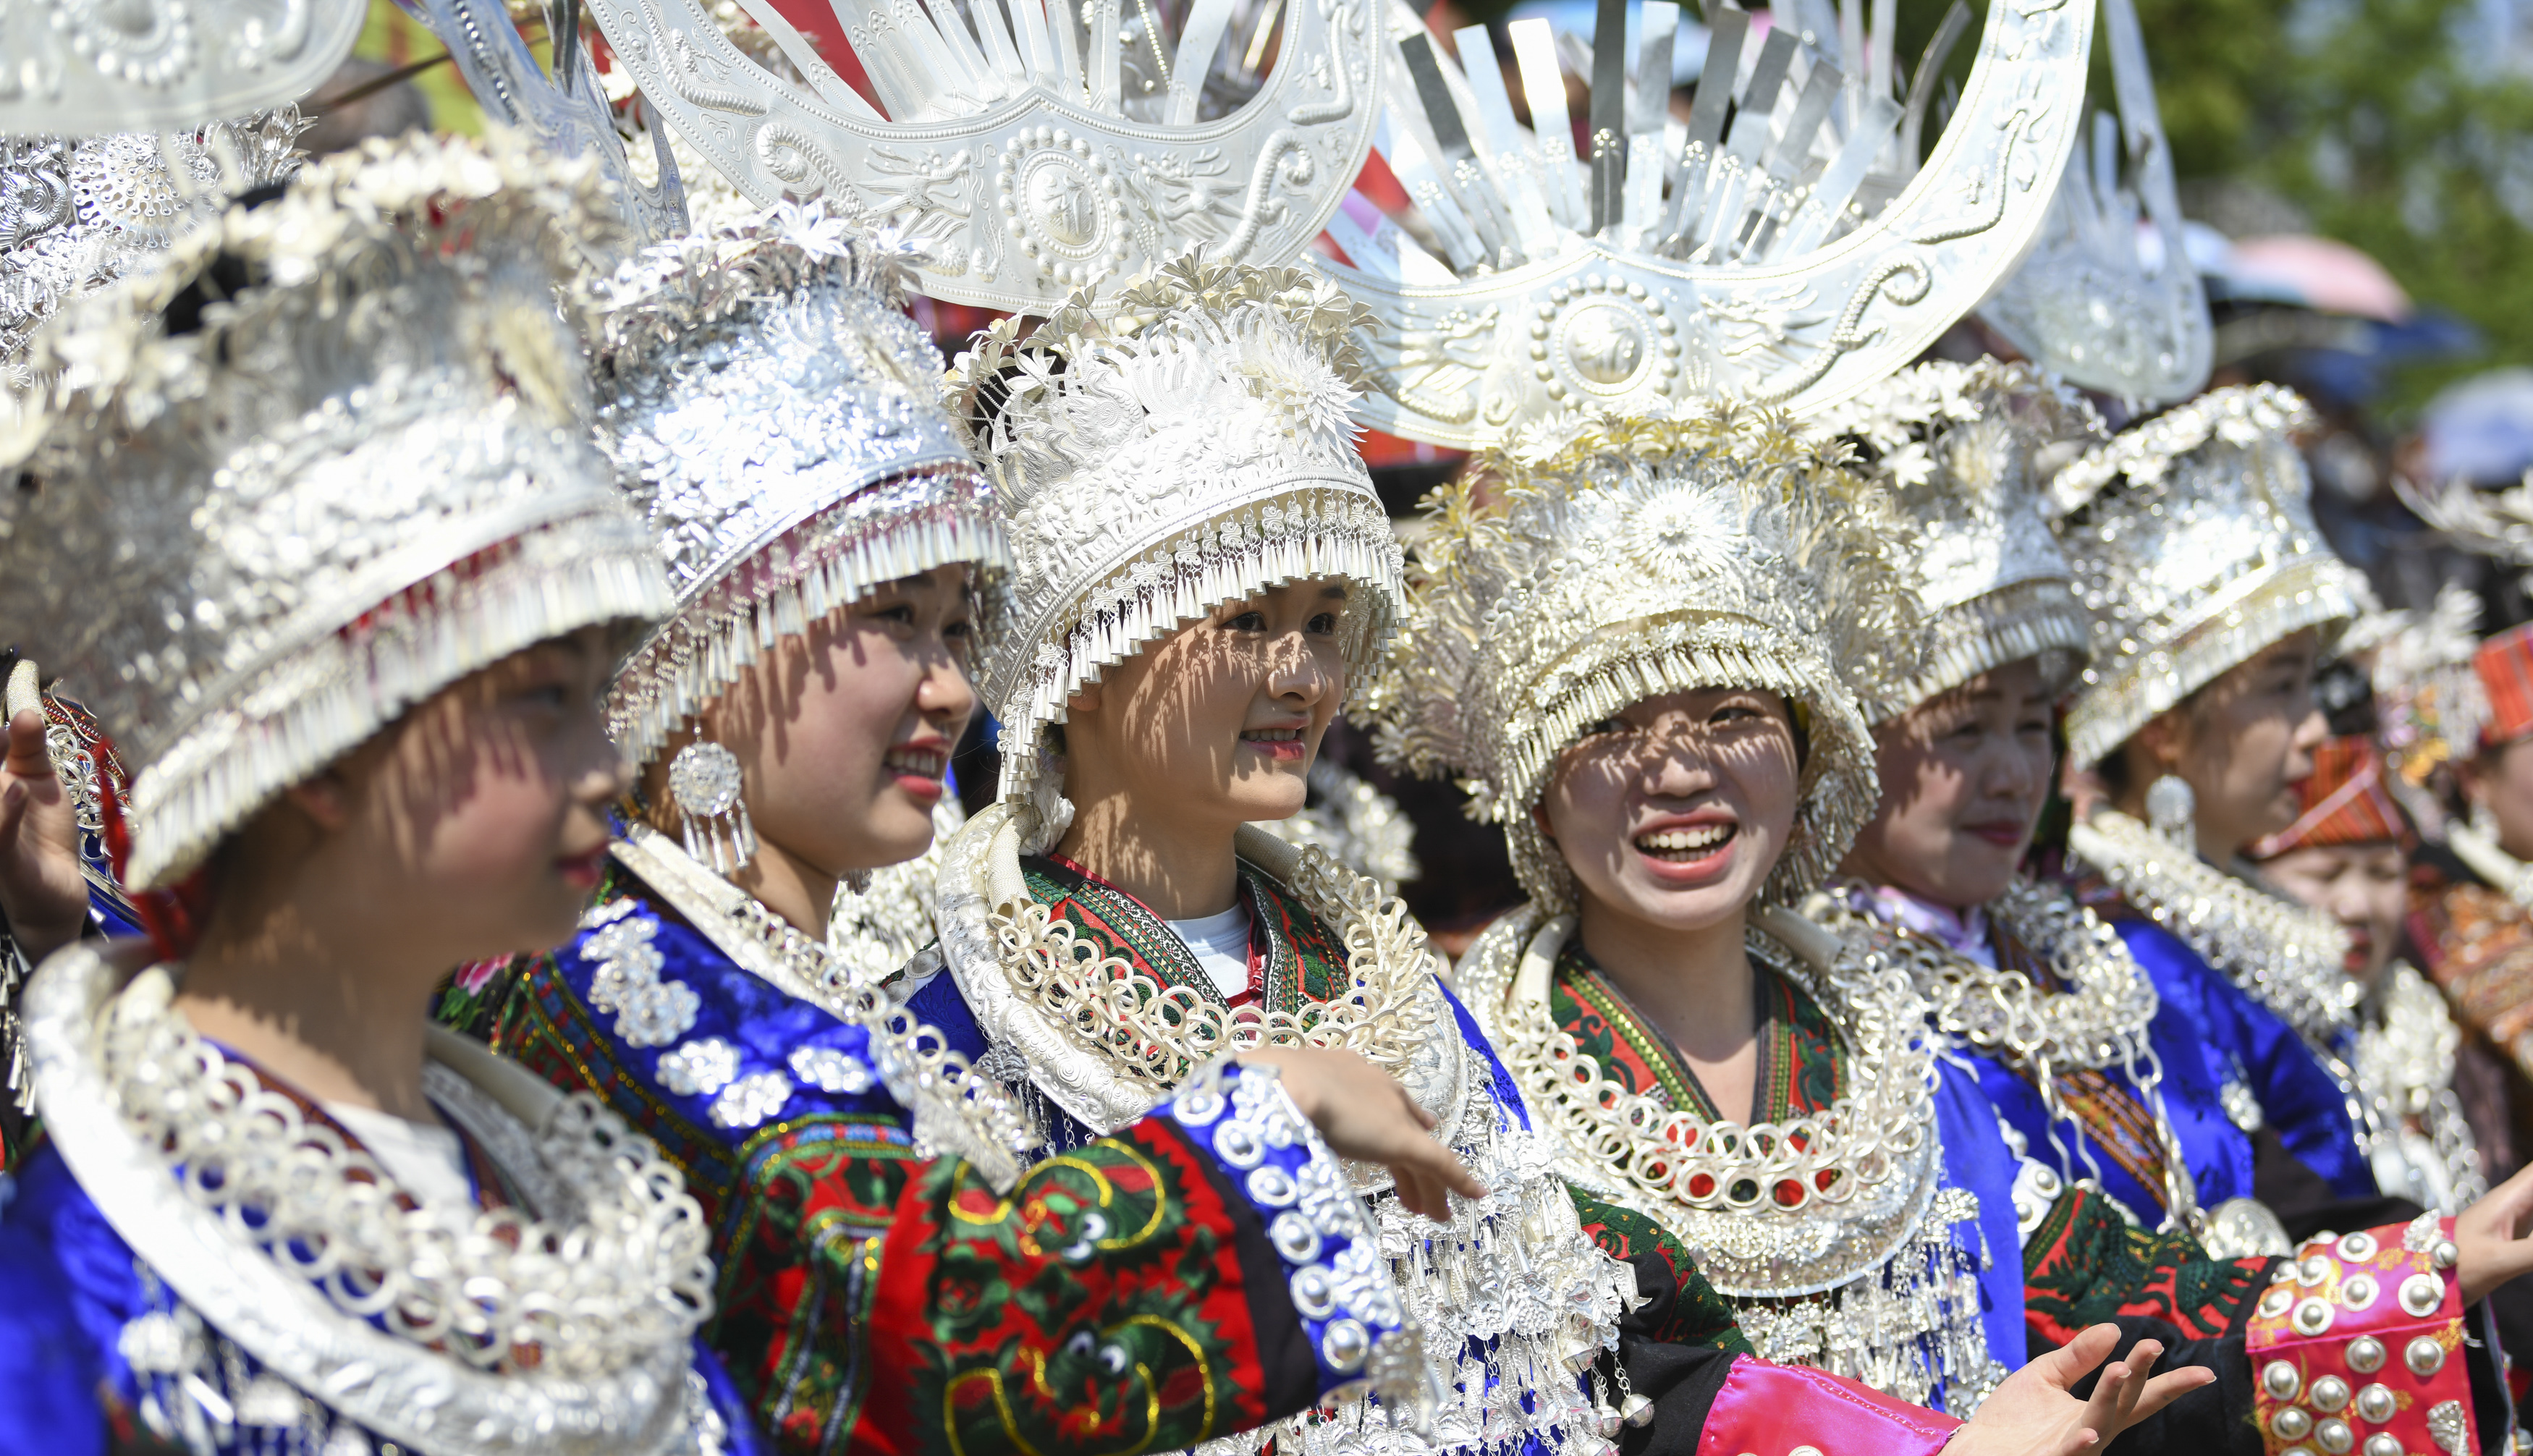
[
  {"left": 2364, "top": 1436, "right": 2403, "bottom": 1456},
  {"left": 2294, "top": 1297, "right": 2337, "bottom": 1336},
  {"left": 2301, "top": 1255, "right": 2336, "bottom": 1287},
  {"left": 2355, "top": 1382, "right": 2397, "bottom": 1423},
  {"left": 2272, "top": 1408, "right": 2315, "bottom": 1441},
  {"left": 2400, "top": 1273, "right": 2445, "bottom": 1318},
  {"left": 2264, "top": 1361, "right": 2304, "bottom": 1400},
  {"left": 2314, "top": 1418, "right": 2354, "bottom": 1455},
  {"left": 2340, "top": 1274, "right": 2379, "bottom": 1311},
  {"left": 2434, "top": 1240, "right": 2461, "bottom": 1270},
  {"left": 2336, "top": 1232, "right": 2379, "bottom": 1262},
  {"left": 2273, "top": 1261, "right": 2302, "bottom": 1285},
  {"left": 2407, "top": 1335, "right": 2449, "bottom": 1377},
  {"left": 2310, "top": 1374, "right": 2350, "bottom": 1413},
  {"left": 2347, "top": 1336, "right": 2387, "bottom": 1374},
  {"left": 2261, "top": 1286, "right": 2296, "bottom": 1319}
]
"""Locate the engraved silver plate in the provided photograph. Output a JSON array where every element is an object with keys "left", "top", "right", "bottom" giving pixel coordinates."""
[
  {"left": 1320, "top": 0, "right": 2094, "bottom": 447},
  {"left": 1978, "top": 0, "right": 2209, "bottom": 404},
  {"left": 0, "top": 0, "right": 363, "bottom": 134},
  {"left": 585, "top": 0, "right": 1378, "bottom": 313}
]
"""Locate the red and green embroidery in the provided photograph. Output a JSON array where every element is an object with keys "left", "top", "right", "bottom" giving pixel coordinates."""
[
  {"left": 2020, "top": 1184, "right": 2272, "bottom": 1348},
  {"left": 1549, "top": 940, "right": 1840, "bottom": 1123},
  {"left": 486, "top": 894, "right": 1304, "bottom": 1456},
  {"left": 1022, "top": 855, "right": 1356, "bottom": 1012},
  {"left": 1567, "top": 1188, "right": 1754, "bottom": 1353}
]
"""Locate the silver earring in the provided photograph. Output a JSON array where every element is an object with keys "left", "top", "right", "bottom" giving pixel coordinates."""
[
  {"left": 2473, "top": 797, "right": 2500, "bottom": 839},
  {"left": 669, "top": 741, "right": 756, "bottom": 875},
  {"left": 2144, "top": 774, "right": 2196, "bottom": 847}
]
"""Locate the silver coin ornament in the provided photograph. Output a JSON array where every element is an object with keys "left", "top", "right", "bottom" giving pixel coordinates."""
[{"left": 669, "top": 740, "right": 757, "bottom": 875}]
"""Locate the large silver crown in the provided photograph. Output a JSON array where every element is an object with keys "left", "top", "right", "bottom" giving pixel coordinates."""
[
  {"left": 1371, "top": 407, "right": 1923, "bottom": 908},
  {"left": 949, "top": 258, "right": 1403, "bottom": 829},
  {"left": 1806, "top": 357, "right": 2103, "bottom": 721},
  {"left": 0, "top": 0, "right": 362, "bottom": 133},
  {"left": 0, "top": 134, "right": 673, "bottom": 889},
  {"left": 2054, "top": 384, "right": 2367, "bottom": 770},
  {"left": 582, "top": 0, "right": 1377, "bottom": 313},
  {"left": 1975, "top": 0, "right": 2210, "bottom": 405},
  {"left": 1318, "top": 0, "right": 2094, "bottom": 447},
  {"left": 3, "top": 110, "right": 306, "bottom": 382},
  {"left": 596, "top": 200, "right": 1004, "bottom": 771}
]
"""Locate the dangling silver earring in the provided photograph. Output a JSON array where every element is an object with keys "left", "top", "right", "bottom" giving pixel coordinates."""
[
  {"left": 2473, "top": 796, "right": 2500, "bottom": 840},
  {"left": 2144, "top": 774, "right": 2196, "bottom": 848},
  {"left": 669, "top": 741, "right": 756, "bottom": 875}
]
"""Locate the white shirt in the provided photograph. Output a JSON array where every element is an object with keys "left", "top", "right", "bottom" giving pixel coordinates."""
[
  {"left": 324, "top": 1101, "right": 473, "bottom": 1212},
  {"left": 1167, "top": 900, "right": 1255, "bottom": 1001}
]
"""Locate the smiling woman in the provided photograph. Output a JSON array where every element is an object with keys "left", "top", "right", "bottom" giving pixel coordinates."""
[
  {"left": 911, "top": 257, "right": 1645, "bottom": 1456},
  {"left": 449, "top": 213, "right": 1464, "bottom": 1456}
]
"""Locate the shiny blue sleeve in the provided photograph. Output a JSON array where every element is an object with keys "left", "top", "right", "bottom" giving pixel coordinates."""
[
  {"left": 0, "top": 1146, "right": 133, "bottom": 1456},
  {"left": 2110, "top": 920, "right": 2375, "bottom": 1199},
  {"left": 1932, "top": 1055, "right": 2034, "bottom": 1380}
]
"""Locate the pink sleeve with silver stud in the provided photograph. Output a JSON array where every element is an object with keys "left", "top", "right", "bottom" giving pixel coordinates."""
[{"left": 2247, "top": 1214, "right": 2473, "bottom": 1456}]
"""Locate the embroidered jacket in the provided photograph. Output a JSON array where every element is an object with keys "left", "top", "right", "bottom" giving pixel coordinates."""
[
  {"left": 462, "top": 851, "right": 1400, "bottom": 1456},
  {"left": 1531, "top": 935, "right": 2522, "bottom": 1455},
  {"left": 907, "top": 850, "right": 2020, "bottom": 1456}
]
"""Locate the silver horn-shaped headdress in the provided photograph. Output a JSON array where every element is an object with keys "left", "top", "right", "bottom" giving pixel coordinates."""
[
  {"left": 581, "top": 0, "right": 1378, "bottom": 313},
  {"left": 1319, "top": 0, "right": 2094, "bottom": 446},
  {"left": 1976, "top": 0, "right": 2210, "bottom": 405}
]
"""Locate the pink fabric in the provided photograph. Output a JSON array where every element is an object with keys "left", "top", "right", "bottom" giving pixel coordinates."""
[{"left": 1697, "top": 1359, "right": 1961, "bottom": 1456}]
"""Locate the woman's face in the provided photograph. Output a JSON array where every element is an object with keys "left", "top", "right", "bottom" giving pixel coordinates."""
[
  {"left": 321, "top": 627, "right": 630, "bottom": 960},
  {"left": 1062, "top": 577, "right": 1351, "bottom": 832},
  {"left": 2260, "top": 842, "right": 2408, "bottom": 986},
  {"left": 2469, "top": 735, "right": 2533, "bottom": 860},
  {"left": 1537, "top": 687, "right": 1804, "bottom": 934},
  {"left": 1843, "top": 658, "right": 2056, "bottom": 910},
  {"left": 698, "top": 564, "right": 977, "bottom": 875},
  {"left": 2144, "top": 629, "right": 2327, "bottom": 857}
]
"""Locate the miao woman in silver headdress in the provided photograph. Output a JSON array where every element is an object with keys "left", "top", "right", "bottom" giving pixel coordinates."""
[
  {"left": 2052, "top": 386, "right": 2414, "bottom": 1223},
  {"left": 905, "top": 257, "right": 1654, "bottom": 1456},
  {"left": 1807, "top": 362, "right": 2300, "bottom": 1245},
  {"left": 443, "top": 211, "right": 1459, "bottom": 1456},
  {"left": 1372, "top": 402, "right": 2533, "bottom": 1453},
  {"left": 0, "top": 135, "right": 764, "bottom": 1455}
]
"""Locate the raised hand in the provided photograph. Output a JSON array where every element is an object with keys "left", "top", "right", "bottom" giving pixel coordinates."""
[
  {"left": 1238, "top": 1044, "right": 1487, "bottom": 1219},
  {"left": 0, "top": 706, "right": 88, "bottom": 965},
  {"left": 1946, "top": 1324, "right": 2212, "bottom": 1455},
  {"left": 2458, "top": 1160, "right": 2533, "bottom": 1304}
]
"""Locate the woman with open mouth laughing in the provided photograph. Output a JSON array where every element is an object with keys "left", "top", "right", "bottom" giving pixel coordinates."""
[
  {"left": 1382, "top": 402, "right": 2533, "bottom": 1455},
  {"left": 445, "top": 216, "right": 1470, "bottom": 1456}
]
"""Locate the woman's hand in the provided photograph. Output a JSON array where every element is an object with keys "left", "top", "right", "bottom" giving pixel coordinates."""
[
  {"left": 2458, "top": 1161, "right": 2533, "bottom": 1305},
  {"left": 1238, "top": 1045, "right": 1487, "bottom": 1220},
  {"left": 1945, "top": 1324, "right": 2211, "bottom": 1456},
  {"left": 0, "top": 708, "right": 87, "bottom": 965}
]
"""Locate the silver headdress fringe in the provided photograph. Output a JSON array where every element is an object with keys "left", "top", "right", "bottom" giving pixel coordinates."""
[
  {"left": 2053, "top": 384, "right": 2367, "bottom": 771},
  {"left": 949, "top": 257, "right": 1405, "bottom": 844},
  {"left": 596, "top": 200, "right": 1004, "bottom": 771},
  {"left": 3, "top": 110, "right": 306, "bottom": 385},
  {"left": 0, "top": 132, "right": 672, "bottom": 890},
  {"left": 1806, "top": 359, "right": 2105, "bottom": 722},
  {"left": 1370, "top": 407, "right": 1924, "bottom": 910}
]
